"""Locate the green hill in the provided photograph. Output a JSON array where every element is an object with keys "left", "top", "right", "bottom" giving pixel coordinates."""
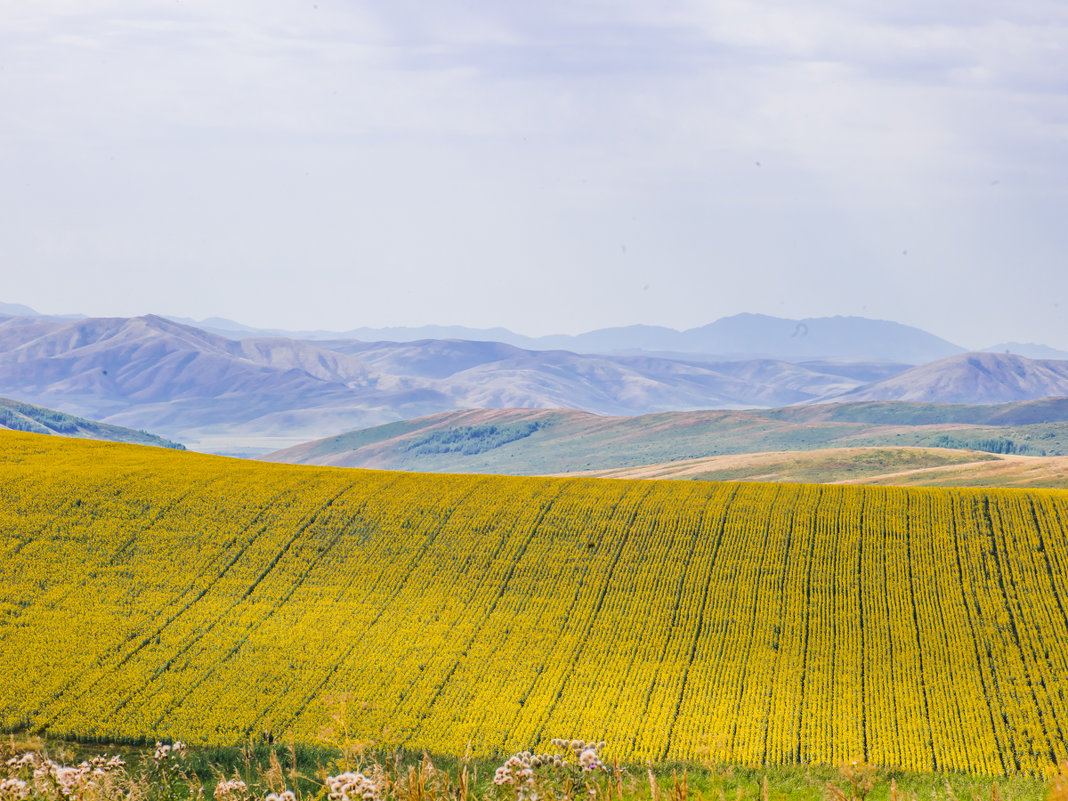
[
  {"left": 266, "top": 400, "right": 1068, "bottom": 477},
  {"left": 0, "top": 397, "right": 184, "bottom": 449}
]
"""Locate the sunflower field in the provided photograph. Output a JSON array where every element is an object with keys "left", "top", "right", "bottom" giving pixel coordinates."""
[{"left": 1, "top": 431, "right": 1067, "bottom": 775}]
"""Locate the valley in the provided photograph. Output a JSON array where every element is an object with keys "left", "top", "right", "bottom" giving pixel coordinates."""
[{"left": 3, "top": 311, "right": 1068, "bottom": 458}]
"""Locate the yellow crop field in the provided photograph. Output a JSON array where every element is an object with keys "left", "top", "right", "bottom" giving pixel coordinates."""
[{"left": 1, "top": 431, "right": 1068, "bottom": 776}]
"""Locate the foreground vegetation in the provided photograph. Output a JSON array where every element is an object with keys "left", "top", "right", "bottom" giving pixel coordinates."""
[
  {"left": 0, "top": 735, "right": 1056, "bottom": 801},
  {"left": 2, "top": 432, "right": 1068, "bottom": 775}
]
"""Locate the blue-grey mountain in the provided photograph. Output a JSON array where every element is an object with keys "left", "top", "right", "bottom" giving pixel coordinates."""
[
  {"left": 2, "top": 309, "right": 1066, "bottom": 457},
  {"left": 0, "top": 314, "right": 887, "bottom": 454}
]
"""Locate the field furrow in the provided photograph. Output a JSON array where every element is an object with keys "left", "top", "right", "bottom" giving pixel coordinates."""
[{"left": 1, "top": 432, "right": 1067, "bottom": 775}]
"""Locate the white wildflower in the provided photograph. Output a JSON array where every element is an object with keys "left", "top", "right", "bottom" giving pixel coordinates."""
[
  {"left": 578, "top": 749, "right": 603, "bottom": 772},
  {"left": 213, "top": 779, "right": 249, "bottom": 801},
  {"left": 153, "top": 741, "right": 186, "bottom": 763},
  {"left": 0, "top": 778, "right": 29, "bottom": 801},
  {"left": 6, "top": 754, "right": 35, "bottom": 770},
  {"left": 32, "top": 760, "right": 90, "bottom": 800},
  {"left": 325, "top": 771, "right": 378, "bottom": 801}
]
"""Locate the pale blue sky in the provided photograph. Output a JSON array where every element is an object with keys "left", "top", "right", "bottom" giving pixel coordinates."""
[{"left": 2, "top": 1, "right": 1067, "bottom": 348}]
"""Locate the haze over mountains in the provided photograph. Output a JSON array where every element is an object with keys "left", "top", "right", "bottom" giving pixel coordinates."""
[
  {"left": 834, "top": 352, "right": 1068, "bottom": 404},
  {"left": 2, "top": 304, "right": 1068, "bottom": 456},
  {"left": 12, "top": 302, "right": 1068, "bottom": 361},
  {"left": 169, "top": 313, "right": 970, "bottom": 363}
]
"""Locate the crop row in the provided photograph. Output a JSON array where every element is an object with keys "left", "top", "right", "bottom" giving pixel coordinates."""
[{"left": 1, "top": 432, "right": 1067, "bottom": 775}]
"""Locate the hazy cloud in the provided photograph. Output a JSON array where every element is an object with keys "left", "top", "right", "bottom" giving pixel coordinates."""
[{"left": 1, "top": 1, "right": 1066, "bottom": 348}]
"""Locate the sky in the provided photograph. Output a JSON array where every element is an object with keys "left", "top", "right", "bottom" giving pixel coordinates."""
[{"left": 2, "top": 1, "right": 1067, "bottom": 349}]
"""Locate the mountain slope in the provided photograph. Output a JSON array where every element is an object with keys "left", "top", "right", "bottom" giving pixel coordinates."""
[
  {"left": 0, "top": 315, "right": 893, "bottom": 454},
  {"left": 833, "top": 353, "right": 1068, "bottom": 404},
  {"left": 3, "top": 313, "right": 1065, "bottom": 457},
  {"left": 0, "top": 397, "right": 184, "bottom": 448},
  {"left": 0, "top": 302, "right": 39, "bottom": 317},
  {"left": 671, "top": 313, "right": 963, "bottom": 362},
  {"left": 983, "top": 342, "right": 1068, "bottom": 360}
]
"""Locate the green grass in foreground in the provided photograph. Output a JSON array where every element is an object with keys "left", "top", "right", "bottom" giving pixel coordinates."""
[{"left": 1, "top": 734, "right": 1056, "bottom": 801}]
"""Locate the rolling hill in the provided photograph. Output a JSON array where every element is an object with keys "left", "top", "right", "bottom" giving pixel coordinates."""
[
  {"left": 0, "top": 397, "right": 183, "bottom": 449},
  {"left": 265, "top": 400, "right": 1068, "bottom": 476},
  {"left": 4, "top": 312, "right": 1068, "bottom": 459},
  {"left": 2, "top": 431, "right": 1066, "bottom": 774},
  {"left": 566, "top": 447, "right": 1068, "bottom": 489},
  {"left": 0, "top": 314, "right": 911, "bottom": 454}
]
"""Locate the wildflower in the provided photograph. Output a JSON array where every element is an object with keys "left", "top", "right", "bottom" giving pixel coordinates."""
[
  {"left": 578, "top": 749, "right": 603, "bottom": 772},
  {"left": 6, "top": 755, "right": 35, "bottom": 770},
  {"left": 0, "top": 778, "right": 29, "bottom": 801},
  {"left": 325, "top": 771, "right": 378, "bottom": 801},
  {"left": 30, "top": 760, "right": 94, "bottom": 800},
  {"left": 492, "top": 750, "right": 559, "bottom": 792},
  {"left": 154, "top": 741, "right": 186, "bottom": 763},
  {"left": 213, "top": 779, "right": 249, "bottom": 801}
]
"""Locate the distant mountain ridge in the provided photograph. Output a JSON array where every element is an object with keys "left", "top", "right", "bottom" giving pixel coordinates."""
[
  {"left": 0, "top": 302, "right": 39, "bottom": 317},
  {"left": 832, "top": 352, "right": 1068, "bottom": 404},
  {"left": 182, "top": 312, "right": 965, "bottom": 363},
  {"left": 0, "top": 313, "right": 899, "bottom": 454},
  {"left": 0, "top": 302, "right": 83, "bottom": 321},
  {"left": 526, "top": 314, "right": 966, "bottom": 363},
  {"left": 982, "top": 342, "right": 1068, "bottom": 360},
  {"left": 10, "top": 300, "right": 1068, "bottom": 361},
  {"left": 2, "top": 307, "right": 1068, "bottom": 457},
  {"left": 173, "top": 314, "right": 1061, "bottom": 364}
]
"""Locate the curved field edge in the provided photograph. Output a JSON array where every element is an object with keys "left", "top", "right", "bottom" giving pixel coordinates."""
[
  {"left": 1, "top": 431, "right": 1067, "bottom": 777},
  {"left": 558, "top": 447, "right": 1068, "bottom": 488}
]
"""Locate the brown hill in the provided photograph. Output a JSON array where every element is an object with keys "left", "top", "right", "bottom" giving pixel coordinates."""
[
  {"left": 265, "top": 401, "right": 1068, "bottom": 477},
  {"left": 565, "top": 447, "right": 1068, "bottom": 488}
]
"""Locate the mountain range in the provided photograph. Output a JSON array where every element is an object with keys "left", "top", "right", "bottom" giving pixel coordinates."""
[
  {"left": 2, "top": 307, "right": 1068, "bottom": 456},
  {"left": 142, "top": 316, "right": 1068, "bottom": 363},
  {"left": 11, "top": 302, "right": 1068, "bottom": 360},
  {"left": 831, "top": 352, "right": 1068, "bottom": 404},
  {"left": 170, "top": 313, "right": 970, "bottom": 362}
]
